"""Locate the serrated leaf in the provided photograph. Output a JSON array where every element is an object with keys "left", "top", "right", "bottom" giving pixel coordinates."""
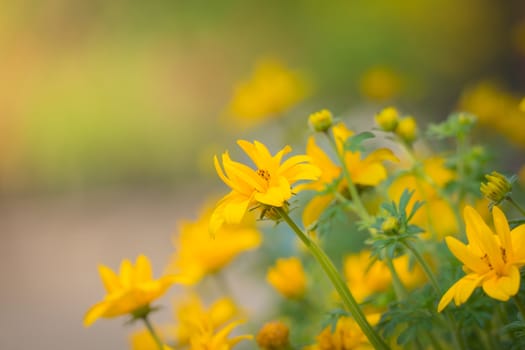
[{"left": 344, "top": 131, "right": 375, "bottom": 152}]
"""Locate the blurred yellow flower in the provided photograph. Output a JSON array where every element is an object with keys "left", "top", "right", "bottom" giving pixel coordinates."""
[
  {"left": 395, "top": 116, "right": 417, "bottom": 144},
  {"left": 130, "top": 295, "right": 240, "bottom": 350},
  {"left": 256, "top": 321, "right": 290, "bottom": 350},
  {"left": 189, "top": 319, "right": 252, "bottom": 350},
  {"left": 375, "top": 107, "right": 399, "bottom": 132},
  {"left": 388, "top": 156, "right": 456, "bottom": 238},
  {"left": 167, "top": 203, "right": 261, "bottom": 285},
  {"left": 344, "top": 250, "right": 425, "bottom": 303},
  {"left": 301, "top": 123, "right": 397, "bottom": 227},
  {"left": 459, "top": 81, "right": 525, "bottom": 148},
  {"left": 438, "top": 206, "right": 525, "bottom": 312},
  {"left": 360, "top": 66, "right": 403, "bottom": 102},
  {"left": 309, "top": 109, "right": 334, "bottom": 132},
  {"left": 307, "top": 314, "right": 380, "bottom": 350},
  {"left": 211, "top": 140, "right": 320, "bottom": 234},
  {"left": 84, "top": 255, "right": 179, "bottom": 327},
  {"left": 228, "top": 58, "right": 309, "bottom": 127},
  {"left": 267, "top": 257, "right": 307, "bottom": 299}
]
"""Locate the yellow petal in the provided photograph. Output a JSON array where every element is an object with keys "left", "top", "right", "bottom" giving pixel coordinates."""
[
  {"left": 482, "top": 265, "right": 520, "bottom": 301},
  {"left": 98, "top": 264, "right": 121, "bottom": 293},
  {"left": 135, "top": 255, "right": 153, "bottom": 284},
  {"left": 464, "top": 206, "right": 504, "bottom": 269},
  {"left": 119, "top": 259, "right": 134, "bottom": 288},
  {"left": 511, "top": 224, "right": 525, "bottom": 263},
  {"left": 83, "top": 301, "right": 110, "bottom": 327},
  {"left": 456, "top": 275, "right": 483, "bottom": 305},
  {"left": 254, "top": 176, "right": 291, "bottom": 206},
  {"left": 445, "top": 236, "right": 488, "bottom": 274},
  {"left": 302, "top": 194, "right": 333, "bottom": 228},
  {"left": 493, "top": 206, "right": 512, "bottom": 259},
  {"left": 437, "top": 281, "right": 458, "bottom": 312}
]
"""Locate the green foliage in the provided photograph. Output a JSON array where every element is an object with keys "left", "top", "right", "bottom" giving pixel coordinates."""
[
  {"left": 343, "top": 131, "right": 375, "bottom": 153},
  {"left": 427, "top": 112, "right": 477, "bottom": 140},
  {"left": 321, "top": 308, "right": 351, "bottom": 332}
]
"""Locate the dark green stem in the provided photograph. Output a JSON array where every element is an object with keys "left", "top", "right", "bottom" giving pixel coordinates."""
[
  {"left": 141, "top": 315, "right": 164, "bottom": 350},
  {"left": 276, "top": 207, "right": 390, "bottom": 350}
]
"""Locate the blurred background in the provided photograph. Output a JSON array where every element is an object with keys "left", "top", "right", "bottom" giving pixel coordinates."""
[{"left": 1, "top": 0, "right": 525, "bottom": 349}]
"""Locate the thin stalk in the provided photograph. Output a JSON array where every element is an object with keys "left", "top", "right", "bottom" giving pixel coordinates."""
[
  {"left": 384, "top": 255, "right": 408, "bottom": 300},
  {"left": 403, "top": 241, "right": 440, "bottom": 294},
  {"left": 324, "top": 131, "right": 371, "bottom": 223},
  {"left": 507, "top": 197, "right": 525, "bottom": 217},
  {"left": 141, "top": 315, "right": 164, "bottom": 350},
  {"left": 276, "top": 207, "right": 389, "bottom": 350}
]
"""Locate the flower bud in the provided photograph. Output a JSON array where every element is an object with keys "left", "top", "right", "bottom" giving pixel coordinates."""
[
  {"left": 381, "top": 216, "right": 400, "bottom": 235},
  {"left": 480, "top": 171, "right": 512, "bottom": 204},
  {"left": 395, "top": 116, "right": 417, "bottom": 144},
  {"left": 308, "top": 109, "right": 333, "bottom": 132},
  {"left": 375, "top": 107, "right": 399, "bottom": 131},
  {"left": 256, "top": 321, "right": 290, "bottom": 350}
]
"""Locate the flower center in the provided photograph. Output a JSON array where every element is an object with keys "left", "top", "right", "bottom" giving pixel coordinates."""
[
  {"left": 257, "top": 169, "right": 271, "bottom": 183},
  {"left": 481, "top": 253, "right": 493, "bottom": 270}
]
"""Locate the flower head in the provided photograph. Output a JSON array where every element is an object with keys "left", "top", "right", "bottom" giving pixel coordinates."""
[
  {"left": 228, "top": 58, "right": 309, "bottom": 127},
  {"left": 189, "top": 319, "right": 252, "bottom": 350},
  {"left": 438, "top": 206, "right": 525, "bottom": 312},
  {"left": 309, "top": 109, "right": 334, "bottom": 132},
  {"left": 480, "top": 171, "right": 512, "bottom": 205},
  {"left": 210, "top": 140, "right": 320, "bottom": 234},
  {"left": 395, "top": 116, "right": 417, "bottom": 144},
  {"left": 267, "top": 257, "right": 307, "bottom": 299},
  {"left": 167, "top": 203, "right": 261, "bottom": 284},
  {"left": 84, "top": 255, "right": 180, "bottom": 327},
  {"left": 375, "top": 107, "right": 399, "bottom": 132},
  {"left": 256, "top": 321, "right": 290, "bottom": 350}
]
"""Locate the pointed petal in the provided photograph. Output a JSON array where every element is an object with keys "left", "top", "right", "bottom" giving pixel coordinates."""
[
  {"left": 302, "top": 194, "right": 333, "bottom": 228},
  {"left": 83, "top": 301, "right": 110, "bottom": 327},
  {"left": 134, "top": 255, "right": 153, "bottom": 284},
  {"left": 511, "top": 224, "right": 525, "bottom": 263},
  {"left": 119, "top": 259, "right": 134, "bottom": 288},
  {"left": 437, "top": 281, "right": 458, "bottom": 312},
  {"left": 482, "top": 266, "right": 520, "bottom": 301},
  {"left": 445, "top": 236, "right": 488, "bottom": 274},
  {"left": 98, "top": 264, "right": 121, "bottom": 293},
  {"left": 464, "top": 206, "right": 503, "bottom": 269}
]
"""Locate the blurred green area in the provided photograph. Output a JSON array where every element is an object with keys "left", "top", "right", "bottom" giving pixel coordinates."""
[{"left": 1, "top": 0, "right": 522, "bottom": 192}]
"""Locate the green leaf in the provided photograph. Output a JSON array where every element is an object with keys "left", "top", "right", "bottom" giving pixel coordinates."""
[{"left": 343, "top": 131, "right": 375, "bottom": 152}]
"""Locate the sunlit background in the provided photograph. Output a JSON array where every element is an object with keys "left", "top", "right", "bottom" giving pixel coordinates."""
[{"left": 2, "top": 1, "right": 525, "bottom": 349}]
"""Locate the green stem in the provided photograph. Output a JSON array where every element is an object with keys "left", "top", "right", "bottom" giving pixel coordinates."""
[
  {"left": 276, "top": 207, "right": 389, "bottom": 350},
  {"left": 324, "top": 131, "right": 371, "bottom": 223},
  {"left": 507, "top": 197, "right": 525, "bottom": 217},
  {"left": 384, "top": 254, "right": 408, "bottom": 300},
  {"left": 141, "top": 315, "right": 164, "bottom": 350},
  {"left": 402, "top": 241, "right": 440, "bottom": 294},
  {"left": 514, "top": 295, "right": 525, "bottom": 320}
]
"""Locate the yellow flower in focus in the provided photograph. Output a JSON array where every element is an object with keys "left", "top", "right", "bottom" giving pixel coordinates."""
[
  {"left": 167, "top": 204, "right": 261, "bottom": 285},
  {"left": 229, "top": 58, "right": 309, "bottom": 127},
  {"left": 84, "top": 255, "right": 179, "bottom": 327},
  {"left": 301, "top": 123, "right": 397, "bottom": 227},
  {"left": 359, "top": 66, "right": 403, "bottom": 102},
  {"left": 480, "top": 171, "right": 512, "bottom": 205},
  {"left": 267, "top": 257, "right": 307, "bottom": 299},
  {"left": 211, "top": 140, "right": 320, "bottom": 234},
  {"left": 189, "top": 319, "right": 252, "bottom": 350},
  {"left": 375, "top": 107, "right": 399, "bottom": 132},
  {"left": 438, "top": 206, "right": 525, "bottom": 312},
  {"left": 395, "top": 116, "right": 417, "bottom": 144},
  {"left": 308, "top": 314, "right": 380, "bottom": 350}
]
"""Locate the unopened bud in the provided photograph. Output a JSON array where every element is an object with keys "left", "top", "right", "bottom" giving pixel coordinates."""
[
  {"left": 375, "top": 107, "right": 399, "bottom": 131},
  {"left": 308, "top": 109, "right": 333, "bottom": 132},
  {"left": 256, "top": 321, "right": 290, "bottom": 350}
]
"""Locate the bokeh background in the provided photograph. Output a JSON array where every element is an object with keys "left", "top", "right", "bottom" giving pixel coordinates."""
[{"left": 2, "top": 1, "right": 525, "bottom": 349}]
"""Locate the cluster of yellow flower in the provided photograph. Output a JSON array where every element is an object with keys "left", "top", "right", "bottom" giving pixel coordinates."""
[{"left": 84, "top": 60, "right": 525, "bottom": 349}]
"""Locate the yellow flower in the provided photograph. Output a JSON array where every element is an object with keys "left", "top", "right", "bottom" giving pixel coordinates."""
[
  {"left": 256, "top": 321, "right": 290, "bottom": 350},
  {"left": 480, "top": 171, "right": 512, "bottom": 205},
  {"left": 388, "top": 156, "right": 456, "bottom": 238},
  {"left": 308, "top": 314, "right": 380, "bottom": 350},
  {"left": 130, "top": 295, "right": 240, "bottom": 349},
  {"left": 309, "top": 109, "right": 334, "bottom": 132},
  {"left": 189, "top": 320, "right": 252, "bottom": 350},
  {"left": 438, "top": 206, "right": 525, "bottom": 312},
  {"left": 210, "top": 140, "right": 320, "bottom": 234},
  {"left": 359, "top": 66, "right": 403, "bottom": 102},
  {"left": 344, "top": 250, "right": 425, "bottom": 303},
  {"left": 228, "top": 58, "right": 309, "bottom": 127},
  {"left": 167, "top": 203, "right": 261, "bottom": 285},
  {"left": 395, "top": 116, "right": 417, "bottom": 143},
  {"left": 301, "top": 123, "right": 397, "bottom": 227},
  {"left": 84, "top": 255, "right": 179, "bottom": 327},
  {"left": 375, "top": 107, "right": 399, "bottom": 132},
  {"left": 267, "top": 257, "right": 307, "bottom": 299}
]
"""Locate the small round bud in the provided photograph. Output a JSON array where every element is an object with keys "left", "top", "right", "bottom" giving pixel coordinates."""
[
  {"left": 395, "top": 116, "right": 417, "bottom": 144},
  {"left": 480, "top": 171, "right": 512, "bottom": 204},
  {"left": 381, "top": 216, "right": 400, "bottom": 235},
  {"left": 256, "top": 321, "right": 290, "bottom": 350},
  {"left": 375, "top": 107, "right": 399, "bottom": 131},
  {"left": 308, "top": 109, "right": 333, "bottom": 132}
]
